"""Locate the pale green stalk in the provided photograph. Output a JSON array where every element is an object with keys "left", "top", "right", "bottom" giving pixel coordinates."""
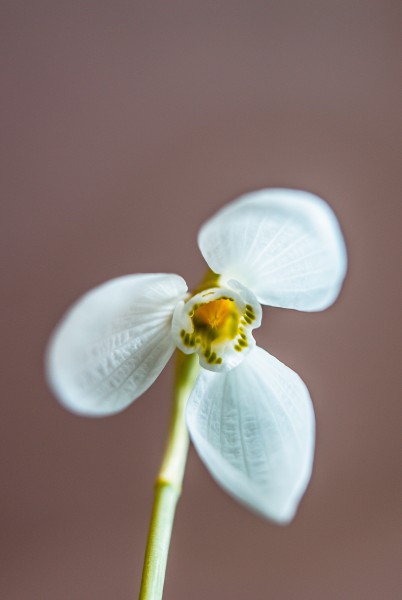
[{"left": 138, "top": 351, "right": 200, "bottom": 600}]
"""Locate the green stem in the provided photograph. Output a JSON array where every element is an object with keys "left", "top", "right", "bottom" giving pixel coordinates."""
[{"left": 138, "top": 351, "right": 200, "bottom": 600}]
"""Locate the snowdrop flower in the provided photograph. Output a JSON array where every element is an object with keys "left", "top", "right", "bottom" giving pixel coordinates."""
[{"left": 47, "top": 189, "right": 347, "bottom": 523}]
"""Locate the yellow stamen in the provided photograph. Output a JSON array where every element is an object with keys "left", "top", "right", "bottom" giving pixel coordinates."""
[{"left": 192, "top": 298, "right": 239, "bottom": 344}]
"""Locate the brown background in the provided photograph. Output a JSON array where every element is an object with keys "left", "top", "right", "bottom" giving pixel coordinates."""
[{"left": 1, "top": 2, "right": 401, "bottom": 599}]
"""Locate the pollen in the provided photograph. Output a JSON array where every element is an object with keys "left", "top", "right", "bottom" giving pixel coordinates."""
[{"left": 192, "top": 298, "right": 239, "bottom": 344}]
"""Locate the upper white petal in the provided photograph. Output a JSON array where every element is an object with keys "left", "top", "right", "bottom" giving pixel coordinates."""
[
  {"left": 46, "top": 274, "right": 187, "bottom": 416},
  {"left": 186, "top": 346, "right": 315, "bottom": 523},
  {"left": 198, "top": 188, "right": 347, "bottom": 311}
]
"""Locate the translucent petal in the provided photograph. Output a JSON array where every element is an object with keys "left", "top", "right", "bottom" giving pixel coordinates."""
[
  {"left": 46, "top": 274, "right": 187, "bottom": 416},
  {"left": 198, "top": 189, "right": 347, "bottom": 311},
  {"left": 186, "top": 346, "right": 315, "bottom": 523}
]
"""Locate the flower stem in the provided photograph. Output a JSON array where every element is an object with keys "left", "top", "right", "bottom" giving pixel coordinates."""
[{"left": 138, "top": 351, "right": 199, "bottom": 600}]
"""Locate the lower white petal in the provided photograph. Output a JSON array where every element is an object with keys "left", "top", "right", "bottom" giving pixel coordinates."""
[
  {"left": 186, "top": 346, "right": 315, "bottom": 523},
  {"left": 46, "top": 273, "right": 187, "bottom": 416},
  {"left": 198, "top": 188, "right": 347, "bottom": 311}
]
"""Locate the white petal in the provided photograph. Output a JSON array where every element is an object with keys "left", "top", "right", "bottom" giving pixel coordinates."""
[
  {"left": 186, "top": 346, "right": 315, "bottom": 522},
  {"left": 46, "top": 274, "right": 187, "bottom": 416},
  {"left": 198, "top": 189, "right": 347, "bottom": 311}
]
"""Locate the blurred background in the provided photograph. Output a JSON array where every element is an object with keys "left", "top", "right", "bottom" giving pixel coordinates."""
[{"left": 1, "top": 2, "right": 401, "bottom": 599}]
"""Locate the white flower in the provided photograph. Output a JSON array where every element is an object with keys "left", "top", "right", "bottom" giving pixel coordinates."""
[{"left": 46, "top": 189, "right": 347, "bottom": 523}]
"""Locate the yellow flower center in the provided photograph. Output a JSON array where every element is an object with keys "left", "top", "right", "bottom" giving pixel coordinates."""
[
  {"left": 178, "top": 295, "right": 257, "bottom": 366},
  {"left": 172, "top": 283, "right": 261, "bottom": 371},
  {"left": 192, "top": 298, "right": 239, "bottom": 344}
]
